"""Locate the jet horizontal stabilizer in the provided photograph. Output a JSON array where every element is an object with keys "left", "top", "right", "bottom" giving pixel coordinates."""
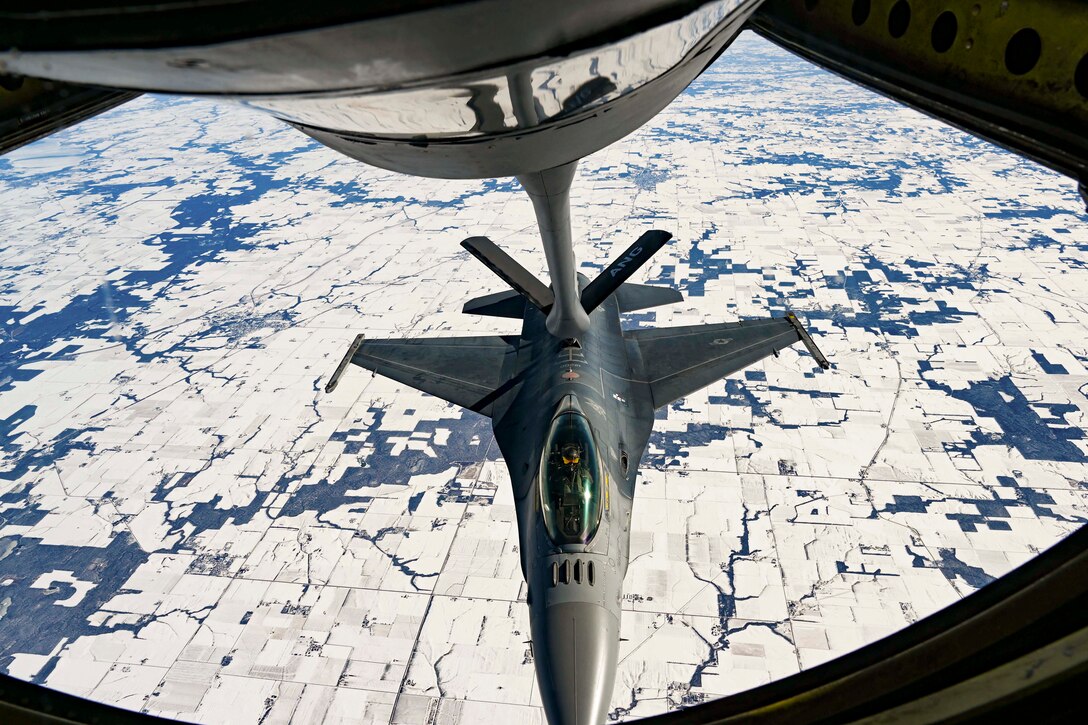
[
  {"left": 580, "top": 230, "right": 672, "bottom": 314},
  {"left": 462, "top": 289, "right": 526, "bottom": 318},
  {"left": 462, "top": 281, "right": 681, "bottom": 316},
  {"left": 615, "top": 282, "right": 683, "bottom": 312},
  {"left": 461, "top": 236, "right": 554, "bottom": 313}
]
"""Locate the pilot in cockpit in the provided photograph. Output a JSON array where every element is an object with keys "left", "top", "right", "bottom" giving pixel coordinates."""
[
  {"left": 541, "top": 410, "right": 602, "bottom": 545},
  {"left": 559, "top": 442, "right": 590, "bottom": 535}
]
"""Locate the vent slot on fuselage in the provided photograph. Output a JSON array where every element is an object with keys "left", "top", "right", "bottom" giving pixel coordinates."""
[{"left": 549, "top": 558, "right": 597, "bottom": 587}]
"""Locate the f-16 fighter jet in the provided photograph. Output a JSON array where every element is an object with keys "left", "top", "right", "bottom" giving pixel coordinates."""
[{"left": 325, "top": 226, "right": 829, "bottom": 725}]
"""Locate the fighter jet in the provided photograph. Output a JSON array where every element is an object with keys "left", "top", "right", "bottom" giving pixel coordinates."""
[{"left": 325, "top": 221, "right": 828, "bottom": 724}]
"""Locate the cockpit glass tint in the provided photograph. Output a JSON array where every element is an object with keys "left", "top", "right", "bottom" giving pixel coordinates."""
[{"left": 540, "top": 412, "right": 603, "bottom": 545}]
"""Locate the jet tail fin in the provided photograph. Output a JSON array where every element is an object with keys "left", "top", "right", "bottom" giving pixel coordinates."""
[
  {"left": 580, "top": 230, "right": 672, "bottom": 314},
  {"left": 461, "top": 236, "right": 554, "bottom": 312}
]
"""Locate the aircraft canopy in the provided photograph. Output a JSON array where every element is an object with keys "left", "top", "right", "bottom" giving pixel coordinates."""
[{"left": 539, "top": 410, "right": 604, "bottom": 546}]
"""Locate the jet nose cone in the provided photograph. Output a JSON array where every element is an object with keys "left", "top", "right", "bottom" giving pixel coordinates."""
[{"left": 532, "top": 602, "right": 620, "bottom": 725}]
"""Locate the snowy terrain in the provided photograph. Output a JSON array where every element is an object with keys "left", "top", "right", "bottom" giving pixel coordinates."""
[{"left": 1, "top": 31, "right": 1086, "bottom": 724}]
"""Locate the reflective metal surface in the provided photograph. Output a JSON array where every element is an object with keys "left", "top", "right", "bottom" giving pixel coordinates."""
[
  {"left": 0, "top": 1, "right": 723, "bottom": 95},
  {"left": 244, "top": 0, "right": 746, "bottom": 139},
  {"left": 0, "top": 0, "right": 762, "bottom": 177},
  {"left": 532, "top": 601, "right": 620, "bottom": 725}
]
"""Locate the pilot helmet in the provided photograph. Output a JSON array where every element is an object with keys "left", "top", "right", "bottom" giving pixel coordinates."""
[{"left": 561, "top": 443, "right": 581, "bottom": 465}]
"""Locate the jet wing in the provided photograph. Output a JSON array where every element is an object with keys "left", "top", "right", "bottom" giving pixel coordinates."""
[
  {"left": 331, "top": 335, "right": 518, "bottom": 416},
  {"left": 630, "top": 314, "right": 827, "bottom": 409}
]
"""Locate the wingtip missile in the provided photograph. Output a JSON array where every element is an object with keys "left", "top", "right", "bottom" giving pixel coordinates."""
[
  {"left": 785, "top": 312, "right": 831, "bottom": 370},
  {"left": 324, "top": 333, "right": 365, "bottom": 393}
]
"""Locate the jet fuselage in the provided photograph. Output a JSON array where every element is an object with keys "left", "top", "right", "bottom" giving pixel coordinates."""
[
  {"left": 489, "top": 276, "right": 654, "bottom": 725},
  {"left": 335, "top": 233, "right": 827, "bottom": 725}
]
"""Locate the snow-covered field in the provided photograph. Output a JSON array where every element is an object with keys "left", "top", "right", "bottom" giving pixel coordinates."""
[{"left": 1, "top": 31, "right": 1085, "bottom": 723}]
